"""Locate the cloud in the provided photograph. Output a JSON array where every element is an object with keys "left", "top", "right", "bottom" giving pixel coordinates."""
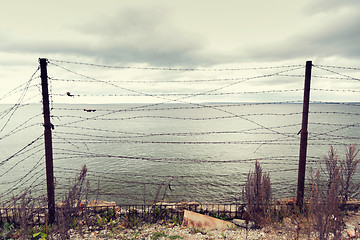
[
  {"left": 1, "top": 5, "right": 223, "bottom": 67},
  {"left": 238, "top": 5, "right": 360, "bottom": 62},
  {"left": 303, "top": 0, "right": 360, "bottom": 14},
  {"left": 75, "top": 6, "right": 221, "bottom": 66},
  {"left": 2, "top": 1, "right": 360, "bottom": 69}
]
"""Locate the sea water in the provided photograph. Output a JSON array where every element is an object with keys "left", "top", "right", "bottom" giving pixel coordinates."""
[{"left": 0, "top": 103, "right": 359, "bottom": 204}]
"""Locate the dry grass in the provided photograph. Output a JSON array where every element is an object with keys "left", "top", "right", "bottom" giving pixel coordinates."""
[
  {"left": 55, "top": 164, "right": 90, "bottom": 239},
  {"left": 341, "top": 143, "right": 360, "bottom": 201},
  {"left": 280, "top": 145, "right": 359, "bottom": 239},
  {"left": 243, "top": 159, "right": 272, "bottom": 228},
  {"left": 307, "top": 169, "right": 343, "bottom": 240},
  {"left": 242, "top": 145, "right": 360, "bottom": 239}
]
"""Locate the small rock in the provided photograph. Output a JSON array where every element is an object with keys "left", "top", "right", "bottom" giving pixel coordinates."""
[
  {"left": 346, "top": 223, "right": 355, "bottom": 229},
  {"left": 347, "top": 229, "right": 358, "bottom": 238},
  {"left": 263, "top": 227, "right": 271, "bottom": 233},
  {"left": 232, "top": 219, "right": 255, "bottom": 229}
]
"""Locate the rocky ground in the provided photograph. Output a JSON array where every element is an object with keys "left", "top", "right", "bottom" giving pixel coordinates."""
[
  {"left": 66, "top": 213, "right": 360, "bottom": 240},
  {"left": 68, "top": 223, "right": 310, "bottom": 240},
  {"left": 3, "top": 200, "right": 360, "bottom": 239}
]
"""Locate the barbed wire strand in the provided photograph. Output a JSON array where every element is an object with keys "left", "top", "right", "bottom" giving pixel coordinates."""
[
  {"left": 313, "top": 65, "right": 360, "bottom": 82},
  {"left": 0, "top": 81, "right": 40, "bottom": 102},
  {"left": 51, "top": 88, "right": 304, "bottom": 97},
  {"left": 0, "top": 67, "right": 40, "bottom": 132},
  {"left": 49, "top": 62, "right": 303, "bottom": 140},
  {"left": 48, "top": 59, "right": 303, "bottom": 71},
  {"left": 314, "top": 64, "right": 360, "bottom": 71},
  {"left": 2, "top": 60, "right": 360, "bottom": 204},
  {"left": 0, "top": 134, "right": 43, "bottom": 167}
]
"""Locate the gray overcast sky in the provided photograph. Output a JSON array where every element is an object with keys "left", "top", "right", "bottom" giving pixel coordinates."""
[{"left": 1, "top": 0, "right": 360, "bottom": 103}]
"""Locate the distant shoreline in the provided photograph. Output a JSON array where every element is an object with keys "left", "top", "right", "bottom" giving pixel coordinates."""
[{"left": 1, "top": 102, "right": 359, "bottom": 105}]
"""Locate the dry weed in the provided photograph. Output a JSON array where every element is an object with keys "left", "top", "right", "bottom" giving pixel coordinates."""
[{"left": 243, "top": 160, "right": 272, "bottom": 227}]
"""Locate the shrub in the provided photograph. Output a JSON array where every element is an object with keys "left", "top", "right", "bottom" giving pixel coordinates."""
[
  {"left": 243, "top": 160, "right": 272, "bottom": 227},
  {"left": 56, "top": 164, "right": 90, "bottom": 239},
  {"left": 323, "top": 144, "right": 360, "bottom": 202},
  {"left": 341, "top": 143, "right": 360, "bottom": 201},
  {"left": 308, "top": 168, "right": 343, "bottom": 240}
]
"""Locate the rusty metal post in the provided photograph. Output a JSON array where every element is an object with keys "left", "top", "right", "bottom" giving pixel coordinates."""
[
  {"left": 40, "top": 58, "right": 55, "bottom": 224},
  {"left": 296, "top": 60, "right": 312, "bottom": 208}
]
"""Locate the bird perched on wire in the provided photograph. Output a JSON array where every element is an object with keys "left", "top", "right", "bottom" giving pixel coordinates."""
[{"left": 66, "top": 92, "right": 74, "bottom": 97}]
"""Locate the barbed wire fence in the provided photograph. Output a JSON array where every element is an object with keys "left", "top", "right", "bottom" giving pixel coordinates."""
[{"left": 0, "top": 59, "right": 359, "bottom": 213}]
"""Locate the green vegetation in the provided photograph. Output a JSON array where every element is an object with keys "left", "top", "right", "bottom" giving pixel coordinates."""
[
  {"left": 32, "top": 231, "right": 47, "bottom": 240},
  {"left": 171, "top": 214, "right": 182, "bottom": 225},
  {"left": 210, "top": 212, "right": 230, "bottom": 221},
  {"left": 0, "top": 222, "right": 14, "bottom": 240},
  {"left": 152, "top": 229, "right": 167, "bottom": 239}
]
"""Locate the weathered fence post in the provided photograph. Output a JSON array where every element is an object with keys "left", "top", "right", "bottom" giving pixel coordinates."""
[
  {"left": 40, "top": 58, "right": 55, "bottom": 224},
  {"left": 296, "top": 60, "right": 312, "bottom": 208}
]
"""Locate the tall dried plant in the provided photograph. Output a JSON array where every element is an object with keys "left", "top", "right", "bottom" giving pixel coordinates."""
[
  {"left": 10, "top": 191, "right": 35, "bottom": 239},
  {"left": 341, "top": 143, "right": 360, "bottom": 201},
  {"left": 307, "top": 145, "right": 355, "bottom": 240},
  {"left": 56, "top": 165, "right": 89, "bottom": 239},
  {"left": 308, "top": 168, "right": 343, "bottom": 240},
  {"left": 323, "top": 146, "right": 339, "bottom": 190},
  {"left": 323, "top": 144, "right": 360, "bottom": 202},
  {"left": 243, "top": 160, "right": 272, "bottom": 227}
]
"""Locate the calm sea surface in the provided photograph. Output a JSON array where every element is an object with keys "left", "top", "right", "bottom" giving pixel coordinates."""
[{"left": 0, "top": 103, "right": 359, "bottom": 204}]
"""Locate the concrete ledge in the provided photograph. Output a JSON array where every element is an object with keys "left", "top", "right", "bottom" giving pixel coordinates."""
[{"left": 182, "top": 210, "right": 237, "bottom": 230}]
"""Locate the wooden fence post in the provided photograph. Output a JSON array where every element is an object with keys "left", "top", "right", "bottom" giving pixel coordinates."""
[
  {"left": 40, "top": 58, "right": 55, "bottom": 224},
  {"left": 296, "top": 60, "right": 312, "bottom": 208}
]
